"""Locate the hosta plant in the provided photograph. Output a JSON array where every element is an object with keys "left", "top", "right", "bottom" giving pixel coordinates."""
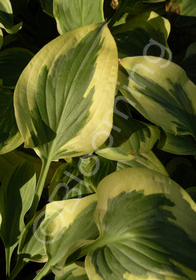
[{"left": 0, "top": 0, "right": 196, "bottom": 279}]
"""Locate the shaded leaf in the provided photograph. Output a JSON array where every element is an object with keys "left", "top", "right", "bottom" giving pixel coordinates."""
[
  {"left": 0, "top": 161, "right": 36, "bottom": 274},
  {"left": 49, "top": 160, "right": 94, "bottom": 202},
  {"left": 158, "top": 132, "right": 196, "bottom": 155},
  {"left": 0, "top": 0, "right": 22, "bottom": 33},
  {"left": 166, "top": 0, "right": 196, "bottom": 17},
  {"left": 80, "top": 155, "right": 117, "bottom": 190},
  {"left": 112, "top": 11, "right": 171, "bottom": 58},
  {"left": 0, "top": 161, "right": 36, "bottom": 247},
  {"left": 186, "top": 187, "right": 196, "bottom": 202},
  {"left": 182, "top": 42, "right": 196, "bottom": 84},
  {"left": 0, "top": 48, "right": 33, "bottom": 87},
  {"left": 0, "top": 87, "right": 23, "bottom": 154}
]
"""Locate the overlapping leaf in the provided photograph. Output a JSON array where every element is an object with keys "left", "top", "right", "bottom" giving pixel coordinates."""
[
  {"left": 182, "top": 42, "right": 196, "bottom": 84},
  {"left": 118, "top": 56, "right": 196, "bottom": 142},
  {"left": 97, "top": 99, "right": 160, "bottom": 161},
  {"left": 117, "top": 151, "right": 168, "bottom": 176},
  {"left": 166, "top": 0, "right": 196, "bottom": 17},
  {"left": 0, "top": 87, "right": 23, "bottom": 154},
  {"left": 112, "top": 11, "right": 171, "bottom": 58},
  {"left": 48, "top": 159, "right": 94, "bottom": 202},
  {"left": 54, "top": 262, "right": 88, "bottom": 280},
  {"left": 0, "top": 161, "right": 36, "bottom": 273},
  {"left": 0, "top": 0, "right": 22, "bottom": 33},
  {"left": 18, "top": 194, "right": 98, "bottom": 266},
  {"left": 85, "top": 168, "right": 196, "bottom": 280},
  {"left": 14, "top": 23, "right": 118, "bottom": 162},
  {"left": 53, "top": 0, "right": 104, "bottom": 34},
  {"left": 0, "top": 48, "right": 33, "bottom": 87}
]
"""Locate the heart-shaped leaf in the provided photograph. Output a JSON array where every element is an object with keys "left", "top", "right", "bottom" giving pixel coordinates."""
[
  {"left": 85, "top": 168, "right": 196, "bottom": 280},
  {"left": 53, "top": 0, "right": 104, "bottom": 34}
]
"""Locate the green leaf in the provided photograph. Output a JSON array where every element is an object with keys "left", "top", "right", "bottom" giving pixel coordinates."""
[
  {"left": 18, "top": 194, "right": 98, "bottom": 266},
  {"left": 0, "top": 48, "right": 33, "bottom": 87},
  {"left": 40, "top": 0, "right": 53, "bottom": 17},
  {"left": 54, "top": 262, "right": 88, "bottom": 280},
  {"left": 0, "top": 0, "right": 22, "bottom": 33},
  {"left": 118, "top": 56, "right": 196, "bottom": 140},
  {"left": 85, "top": 168, "right": 196, "bottom": 280},
  {"left": 80, "top": 155, "right": 117, "bottom": 190},
  {"left": 53, "top": 0, "right": 104, "bottom": 34},
  {"left": 0, "top": 161, "right": 36, "bottom": 246},
  {"left": 14, "top": 23, "right": 118, "bottom": 162},
  {"left": 158, "top": 132, "right": 196, "bottom": 155},
  {"left": 166, "top": 0, "right": 196, "bottom": 17},
  {"left": 45, "top": 195, "right": 98, "bottom": 267},
  {"left": 182, "top": 42, "right": 196, "bottom": 84},
  {"left": 108, "top": 0, "right": 166, "bottom": 27},
  {"left": 186, "top": 187, "right": 196, "bottom": 202},
  {"left": 97, "top": 113, "right": 160, "bottom": 161},
  {"left": 112, "top": 11, "right": 171, "bottom": 58},
  {"left": 0, "top": 161, "right": 36, "bottom": 275},
  {"left": 49, "top": 159, "right": 94, "bottom": 202},
  {"left": 0, "top": 87, "right": 23, "bottom": 154},
  {"left": 117, "top": 151, "right": 169, "bottom": 176},
  {"left": 0, "top": 28, "right": 3, "bottom": 49}
]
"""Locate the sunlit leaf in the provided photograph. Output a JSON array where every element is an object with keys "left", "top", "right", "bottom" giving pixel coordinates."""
[
  {"left": 118, "top": 56, "right": 196, "bottom": 140},
  {"left": 18, "top": 194, "right": 98, "bottom": 266},
  {"left": 45, "top": 194, "right": 98, "bottom": 267},
  {"left": 54, "top": 262, "right": 88, "bottom": 280},
  {"left": 53, "top": 0, "right": 104, "bottom": 34},
  {"left": 117, "top": 151, "right": 168, "bottom": 176},
  {"left": 85, "top": 168, "right": 196, "bottom": 280},
  {"left": 14, "top": 23, "right": 118, "bottom": 162}
]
